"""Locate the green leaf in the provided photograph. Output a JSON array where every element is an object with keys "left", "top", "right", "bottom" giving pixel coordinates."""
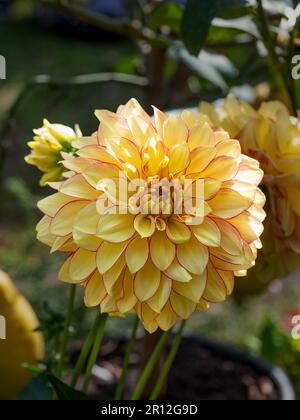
[
  {"left": 293, "top": 0, "right": 299, "bottom": 8},
  {"left": 259, "top": 318, "right": 292, "bottom": 364},
  {"left": 22, "top": 363, "right": 46, "bottom": 376},
  {"left": 148, "top": 1, "right": 183, "bottom": 34},
  {"left": 18, "top": 374, "right": 52, "bottom": 401},
  {"left": 181, "top": 0, "right": 247, "bottom": 55},
  {"left": 47, "top": 374, "right": 87, "bottom": 400},
  {"left": 169, "top": 43, "right": 237, "bottom": 91}
]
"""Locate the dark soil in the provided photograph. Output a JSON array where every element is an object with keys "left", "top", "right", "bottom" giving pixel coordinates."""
[{"left": 71, "top": 336, "right": 280, "bottom": 401}]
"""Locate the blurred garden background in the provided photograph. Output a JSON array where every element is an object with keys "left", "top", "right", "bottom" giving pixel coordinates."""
[{"left": 1, "top": 0, "right": 300, "bottom": 398}]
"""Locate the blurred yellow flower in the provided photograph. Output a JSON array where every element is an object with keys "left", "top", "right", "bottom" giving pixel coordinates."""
[
  {"left": 0, "top": 271, "right": 44, "bottom": 400},
  {"left": 36, "top": 99, "right": 265, "bottom": 333},
  {"left": 25, "top": 119, "right": 81, "bottom": 186},
  {"left": 200, "top": 96, "right": 300, "bottom": 254}
]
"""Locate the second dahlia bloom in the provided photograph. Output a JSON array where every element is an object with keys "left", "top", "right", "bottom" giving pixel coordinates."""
[
  {"left": 200, "top": 96, "right": 300, "bottom": 256},
  {"left": 36, "top": 99, "right": 265, "bottom": 332},
  {"left": 25, "top": 119, "right": 81, "bottom": 186}
]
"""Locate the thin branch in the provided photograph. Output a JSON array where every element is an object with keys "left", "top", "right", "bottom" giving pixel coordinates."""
[
  {"left": 39, "top": 0, "right": 170, "bottom": 47},
  {"left": 0, "top": 72, "right": 149, "bottom": 180}
]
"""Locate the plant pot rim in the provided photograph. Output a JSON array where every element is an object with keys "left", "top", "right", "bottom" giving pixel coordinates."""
[{"left": 184, "top": 335, "right": 296, "bottom": 401}]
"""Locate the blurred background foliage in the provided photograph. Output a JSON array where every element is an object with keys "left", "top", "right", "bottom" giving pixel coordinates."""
[{"left": 1, "top": 0, "right": 300, "bottom": 396}]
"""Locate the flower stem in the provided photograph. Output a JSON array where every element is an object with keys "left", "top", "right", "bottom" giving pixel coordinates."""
[
  {"left": 115, "top": 316, "right": 139, "bottom": 400},
  {"left": 149, "top": 320, "right": 186, "bottom": 400},
  {"left": 81, "top": 313, "right": 108, "bottom": 394},
  {"left": 56, "top": 284, "right": 77, "bottom": 379},
  {"left": 70, "top": 311, "right": 104, "bottom": 388},
  {"left": 131, "top": 329, "right": 172, "bottom": 400}
]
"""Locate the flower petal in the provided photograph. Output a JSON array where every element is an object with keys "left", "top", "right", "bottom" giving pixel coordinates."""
[
  {"left": 117, "top": 269, "right": 137, "bottom": 313},
  {"left": 126, "top": 237, "right": 149, "bottom": 273},
  {"left": 208, "top": 189, "right": 251, "bottom": 219},
  {"left": 163, "top": 116, "right": 188, "bottom": 149},
  {"left": 216, "top": 219, "right": 243, "bottom": 256},
  {"left": 170, "top": 292, "right": 196, "bottom": 319},
  {"left": 147, "top": 275, "right": 172, "bottom": 313},
  {"left": 192, "top": 218, "right": 221, "bottom": 247},
  {"left": 51, "top": 200, "right": 89, "bottom": 236},
  {"left": 134, "top": 261, "right": 160, "bottom": 301},
  {"left": 134, "top": 214, "right": 156, "bottom": 238},
  {"left": 203, "top": 264, "right": 227, "bottom": 302},
  {"left": 177, "top": 236, "right": 208, "bottom": 275},
  {"left": 186, "top": 146, "right": 216, "bottom": 175},
  {"left": 153, "top": 106, "right": 167, "bottom": 138},
  {"left": 84, "top": 271, "right": 106, "bottom": 307},
  {"left": 156, "top": 302, "right": 177, "bottom": 331},
  {"left": 74, "top": 202, "right": 100, "bottom": 235},
  {"left": 150, "top": 232, "right": 175, "bottom": 270},
  {"left": 139, "top": 303, "right": 158, "bottom": 325},
  {"left": 215, "top": 139, "right": 241, "bottom": 158},
  {"left": 69, "top": 249, "right": 96, "bottom": 282},
  {"left": 77, "top": 145, "right": 122, "bottom": 167},
  {"left": 229, "top": 212, "right": 263, "bottom": 242},
  {"left": 97, "top": 241, "right": 128, "bottom": 274},
  {"left": 164, "top": 259, "right": 192, "bottom": 282},
  {"left": 166, "top": 219, "right": 191, "bottom": 244},
  {"left": 73, "top": 228, "right": 102, "bottom": 251},
  {"left": 173, "top": 272, "right": 207, "bottom": 303},
  {"left": 103, "top": 255, "right": 126, "bottom": 293},
  {"left": 169, "top": 144, "right": 190, "bottom": 175},
  {"left": 38, "top": 193, "right": 79, "bottom": 217},
  {"left": 83, "top": 163, "right": 120, "bottom": 188},
  {"left": 198, "top": 156, "right": 239, "bottom": 181},
  {"left": 188, "top": 122, "right": 214, "bottom": 150},
  {"left": 98, "top": 214, "right": 135, "bottom": 243},
  {"left": 58, "top": 256, "right": 73, "bottom": 283},
  {"left": 60, "top": 174, "right": 99, "bottom": 200}
]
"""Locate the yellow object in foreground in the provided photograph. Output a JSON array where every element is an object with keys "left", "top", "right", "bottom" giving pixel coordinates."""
[
  {"left": 36, "top": 99, "right": 266, "bottom": 333},
  {"left": 0, "top": 271, "right": 44, "bottom": 400}
]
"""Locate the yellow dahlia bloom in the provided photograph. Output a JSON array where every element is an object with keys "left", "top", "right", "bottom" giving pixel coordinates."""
[
  {"left": 36, "top": 99, "right": 265, "bottom": 332},
  {"left": 25, "top": 119, "right": 81, "bottom": 186},
  {"left": 200, "top": 96, "right": 300, "bottom": 254}
]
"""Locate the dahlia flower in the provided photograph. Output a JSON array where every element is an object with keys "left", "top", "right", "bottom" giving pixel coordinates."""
[
  {"left": 36, "top": 99, "right": 265, "bottom": 332},
  {"left": 25, "top": 119, "right": 81, "bottom": 186},
  {"left": 200, "top": 96, "right": 300, "bottom": 255}
]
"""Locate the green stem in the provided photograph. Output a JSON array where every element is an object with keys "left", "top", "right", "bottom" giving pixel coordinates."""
[
  {"left": 115, "top": 316, "right": 139, "bottom": 400},
  {"left": 131, "top": 329, "right": 172, "bottom": 401},
  {"left": 149, "top": 320, "right": 186, "bottom": 400},
  {"left": 70, "top": 311, "right": 104, "bottom": 388},
  {"left": 81, "top": 313, "right": 108, "bottom": 394},
  {"left": 56, "top": 285, "right": 77, "bottom": 378}
]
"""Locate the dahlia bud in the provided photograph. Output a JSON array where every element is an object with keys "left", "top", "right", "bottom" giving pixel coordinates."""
[{"left": 25, "top": 119, "right": 81, "bottom": 186}]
